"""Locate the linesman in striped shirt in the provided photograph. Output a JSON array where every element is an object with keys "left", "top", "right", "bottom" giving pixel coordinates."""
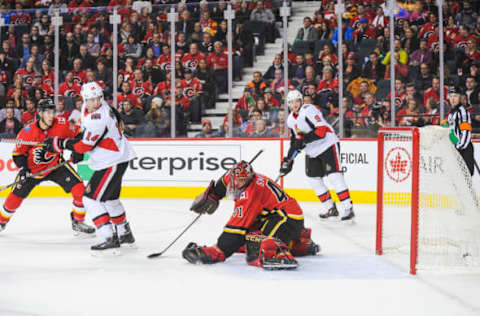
[{"left": 447, "top": 86, "right": 474, "bottom": 175}]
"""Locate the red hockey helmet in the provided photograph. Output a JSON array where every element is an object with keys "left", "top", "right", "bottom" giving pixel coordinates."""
[{"left": 227, "top": 160, "right": 254, "bottom": 199}]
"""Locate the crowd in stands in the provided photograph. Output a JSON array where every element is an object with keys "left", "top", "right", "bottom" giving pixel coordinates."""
[
  {"left": 1, "top": 0, "right": 480, "bottom": 139},
  {"left": 224, "top": 0, "right": 480, "bottom": 138},
  {"left": 0, "top": 0, "right": 284, "bottom": 138}
]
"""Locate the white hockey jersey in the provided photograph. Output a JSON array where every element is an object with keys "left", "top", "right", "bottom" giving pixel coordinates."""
[
  {"left": 287, "top": 103, "right": 338, "bottom": 158},
  {"left": 79, "top": 100, "right": 136, "bottom": 170}
]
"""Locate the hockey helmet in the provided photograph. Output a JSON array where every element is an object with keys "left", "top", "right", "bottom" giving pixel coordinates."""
[
  {"left": 227, "top": 160, "right": 254, "bottom": 199},
  {"left": 287, "top": 89, "right": 303, "bottom": 107},
  {"left": 81, "top": 81, "right": 103, "bottom": 101},
  {"left": 37, "top": 98, "right": 56, "bottom": 112}
]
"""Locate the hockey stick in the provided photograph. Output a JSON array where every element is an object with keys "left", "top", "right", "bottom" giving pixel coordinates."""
[
  {"left": 147, "top": 148, "right": 265, "bottom": 259},
  {"left": 0, "top": 138, "right": 44, "bottom": 146},
  {"left": 275, "top": 150, "right": 300, "bottom": 183},
  {"left": 0, "top": 159, "right": 70, "bottom": 192}
]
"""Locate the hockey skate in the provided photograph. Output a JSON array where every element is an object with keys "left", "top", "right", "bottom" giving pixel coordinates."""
[
  {"left": 71, "top": 212, "right": 96, "bottom": 237},
  {"left": 341, "top": 208, "right": 355, "bottom": 222},
  {"left": 119, "top": 222, "right": 136, "bottom": 248},
  {"left": 319, "top": 204, "right": 339, "bottom": 220},
  {"left": 91, "top": 233, "right": 121, "bottom": 256},
  {"left": 0, "top": 223, "right": 5, "bottom": 232}
]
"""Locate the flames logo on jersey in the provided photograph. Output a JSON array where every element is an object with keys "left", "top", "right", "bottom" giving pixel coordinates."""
[
  {"left": 24, "top": 75, "right": 34, "bottom": 86},
  {"left": 73, "top": 77, "right": 83, "bottom": 85},
  {"left": 184, "top": 87, "right": 195, "bottom": 99},
  {"left": 65, "top": 89, "right": 77, "bottom": 97},
  {"left": 133, "top": 87, "right": 145, "bottom": 97},
  {"left": 184, "top": 60, "right": 198, "bottom": 71},
  {"left": 456, "top": 41, "right": 468, "bottom": 50},
  {"left": 160, "top": 63, "right": 171, "bottom": 71},
  {"left": 33, "top": 147, "right": 55, "bottom": 165}
]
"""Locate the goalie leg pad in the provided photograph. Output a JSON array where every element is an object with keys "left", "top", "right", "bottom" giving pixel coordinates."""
[
  {"left": 245, "top": 233, "right": 298, "bottom": 270},
  {"left": 290, "top": 228, "right": 320, "bottom": 256},
  {"left": 182, "top": 242, "right": 226, "bottom": 264}
]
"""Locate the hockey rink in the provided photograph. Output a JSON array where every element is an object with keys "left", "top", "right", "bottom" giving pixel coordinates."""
[{"left": 1, "top": 198, "right": 480, "bottom": 316}]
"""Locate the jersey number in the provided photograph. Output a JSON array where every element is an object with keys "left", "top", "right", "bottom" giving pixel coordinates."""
[
  {"left": 233, "top": 206, "right": 243, "bottom": 218},
  {"left": 266, "top": 180, "right": 288, "bottom": 203},
  {"left": 85, "top": 131, "right": 100, "bottom": 143}
]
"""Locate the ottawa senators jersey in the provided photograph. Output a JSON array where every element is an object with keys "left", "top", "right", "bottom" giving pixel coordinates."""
[
  {"left": 131, "top": 80, "right": 153, "bottom": 98},
  {"left": 76, "top": 100, "right": 136, "bottom": 170},
  {"left": 221, "top": 173, "right": 303, "bottom": 236},
  {"left": 180, "top": 78, "right": 202, "bottom": 99},
  {"left": 181, "top": 52, "right": 206, "bottom": 71},
  {"left": 13, "top": 118, "right": 80, "bottom": 177}
]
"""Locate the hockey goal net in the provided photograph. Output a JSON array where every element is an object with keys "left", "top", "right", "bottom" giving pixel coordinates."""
[{"left": 376, "top": 126, "right": 480, "bottom": 274}]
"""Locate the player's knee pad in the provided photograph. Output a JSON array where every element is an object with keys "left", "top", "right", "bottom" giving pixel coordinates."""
[
  {"left": 103, "top": 199, "right": 126, "bottom": 224},
  {"left": 245, "top": 233, "right": 297, "bottom": 269},
  {"left": 289, "top": 228, "right": 320, "bottom": 257},
  {"left": 71, "top": 182, "right": 85, "bottom": 207}
]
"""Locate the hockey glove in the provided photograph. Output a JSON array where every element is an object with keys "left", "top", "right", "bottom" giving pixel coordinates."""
[
  {"left": 43, "top": 137, "right": 68, "bottom": 153},
  {"left": 292, "top": 137, "right": 305, "bottom": 151},
  {"left": 279, "top": 157, "right": 294, "bottom": 177},
  {"left": 303, "top": 126, "right": 329, "bottom": 144},
  {"left": 71, "top": 152, "right": 84, "bottom": 164},
  {"left": 190, "top": 180, "right": 220, "bottom": 215},
  {"left": 17, "top": 167, "right": 30, "bottom": 184}
]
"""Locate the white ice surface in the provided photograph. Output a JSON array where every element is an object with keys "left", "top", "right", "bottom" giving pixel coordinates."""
[{"left": 1, "top": 198, "right": 479, "bottom": 316}]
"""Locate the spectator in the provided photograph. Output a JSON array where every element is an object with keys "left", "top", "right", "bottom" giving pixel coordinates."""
[
  {"left": 270, "top": 68, "right": 294, "bottom": 97},
  {"left": 255, "top": 98, "right": 273, "bottom": 125},
  {"left": 213, "top": 20, "right": 228, "bottom": 45},
  {"left": 124, "top": 35, "right": 143, "bottom": 60},
  {"left": 120, "top": 99, "right": 145, "bottom": 138},
  {"left": 120, "top": 56, "right": 135, "bottom": 82},
  {"left": 404, "top": 83, "right": 424, "bottom": 110},
  {"left": 118, "top": 81, "right": 142, "bottom": 109},
  {"left": 199, "top": 11, "right": 218, "bottom": 36},
  {"left": 382, "top": 39, "right": 408, "bottom": 66},
  {"left": 56, "top": 101, "right": 70, "bottom": 120},
  {"left": 362, "top": 51, "right": 386, "bottom": 83},
  {"left": 271, "top": 108, "right": 288, "bottom": 136},
  {"left": 22, "top": 44, "right": 44, "bottom": 71},
  {"left": 86, "top": 33, "right": 101, "bottom": 58},
  {"left": 385, "top": 52, "right": 409, "bottom": 81},
  {"left": 456, "top": 1, "right": 478, "bottom": 27},
  {"left": 0, "top": 107, "right": 22, "bottom": 137},
  {"left": 195, "top": 58, "right": 216, "bottom": 109},
  {"left": 200, "top": 33, "right": 214, "bottom": 55},
  {"left": 318, "top": 21, "right": 333, "bottom": 41},
  {"left": 316, "top": 66, "right": 337, "bottom": 93},
  {"left": 68, "top": 96, "right": 83, "bottom": 126},
  {"left": 207, "top": 41, "right": 228, "bottom": 93},
  {"left": 94, "top": 58, "right": 113, "bottom": 97},
  {"left": 424, "top": 77, "right": 449, "bottom": 107},
  {"left": 182, "top": 43, "right": 206, "bottom": 72},
  {"left": 195, "top": 118, "right": 214, "bottom": 138},
  {"left": 250, "top": 1, "right": 276, "bottom": 43},
  {"left": 180, "top": 68, "right": 203, "bottom": 123},
  {"left": 143, "top": 97, "right": 170, "bottom": 137},
  {"left": 247, "top": 71, "right": 267, "bottom": 98},
  {"left": 410, "top": 39, "right": 433, "bottom": 67},
  {"left": 234, "top": 20, "right": 254, "bottom": 67},
  {"left": 236, "top": 0, "right": 252, "bottom": 23},
  {"left": 21, "top": 99, "right": 37, "bottom": 126},
  {"left": 16, "top": 33, "right": 32, "bottom": 64},
  {"left": 264, "top": 54, "right": 288, "bottom": 81},
  {"left": 387, "top": 79, "right": 408, "bottom": 110},
  {"left": 177, "top": 9, "right": 195, "bottom": 36},
  {"left": 343, "top": 53, "right": 361, "bottom": 85},
  {"left": 251, "top": 118, "right": 276, "bottom": 137},
  {"left": 0, "top": 99, "right": 21, "bottom": 123},
  {"left": 72, "top": 58, "right": 87, "bottom": 85},
  {"left": 61, "top": 33, "right": 79, "bottom": 71},
  {"left": 131, "top": 69, "right": 153, "bottom": 106},
  {"left": 423, "top": 98, "right": 440, "bottom": 125},
  {"left": 372, "top": 7, "right": 388, "bottom": 30},
  {"left": 242, "top": 108, "right": 262, "bottom": 134},
  {"left": 402, "top": 27, "right": 419, "bottom": 54},
  {"left": 295, "top": 17, "right": 320, "bottom": 42},
  {"left": 414, "top": 63, "right": 434, "bottom": 92},
  {"left": 356, "top": 91, "right": 377, "bottom": 126},
  {"left": 318, "top": 44, "right": 338, "bottom": 66},
  {"left": 31, "top": 73, "right": 54, "bottom": 98},
  {"left": 235, "top": 86, "right": 256, "bottom": 120},
  {"left": 332, "top": 18, "right": 353, "bottom": 47},
  {"left": 292, "top": 54, "right": 307, "bottom": 85},
  {"left": 297, "top": 65, "right": 320, "bottom": 94},
  {"left": 353, "top": 17, "right": 377, "bottom": 43},
  {"left": 465, "top": 76, "right": 480, "bottom": 106},
  {"left": 397, "top": 97, "right": 421, "bottom": 126},
  {"left": 34, "top": 14, "right": 50, "bottom": 37},
  {"left": 77, "top": 44, "right": 95, "bottom": 71},
  {"left": 15, "top": 57, "right": 38, "bottom": 90},
  {"left": 264, "top": 88, "right": 281, "bottom": 110}
]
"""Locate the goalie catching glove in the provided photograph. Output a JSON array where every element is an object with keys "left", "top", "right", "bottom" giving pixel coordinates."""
[{"left": 190, "top": 180, "right": 220, "bottom": 215}]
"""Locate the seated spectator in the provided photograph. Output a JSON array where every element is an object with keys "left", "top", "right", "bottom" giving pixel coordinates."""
[
  {"left": 292, "top": 54, "right": 307, "bottom": 85},
  {"left": 318, "top": 44, "right": 338, "bottom": 66},
  {"left": 255, "top": 98, "right": 274, "bottom": 125},
  {"left": 199, "top": 11, "right": 218, "bottom": 36},
  {"left": 423, "top": 98, "right": 440, "bottom": 125},
  {"left": 271, "top": 108, "right": 288, "bottom": 136},
  {"left": 21, "top": 98, "right": 37, "bottom": 126},
  {"left": 402, "top": 27, "right": 419, "bottom": 54},
  {"left": 180, "top": 68, "right": 203, "bottom": 123},
  {"left": 404, "top": 83, "right": 424, "bottom": 110},
  {"left": 0, "top": 99, "right": 21, "bottom": 123},
  {"left": 68, "top": 96, "right": 83, "bottom": 126},
  {"left": 410, "top": 39, "right": 433, "bottom": 67},
  {"left": 250, "top": 1, "right": 276, "bottom": 43},
  {"left": 207, "top": 41, "right": 228, "bottom": 93},
  {"left": 120, "top": 99, "right": 145, "bottom": 138},
  {"left": 182, "top": 42, "right": 206, "bottom": 72},
  {"left": 332, "top": 18, "right": 353, "bottom": 47},
  {"left": 56, "top": 101, "right": 70, "bottom": 120},
  {"left": 465, "top": 76, "right": 480, "bottom": 106},
  {"left": 94, "top": 58, "right": 113, "bottom": 97},
  {"left": 86, "top": 33, "right": 101, "bottom": 59},
  {"left": 355, "top": 91, "right": 377, "bottom": 126},
  {"left": 382, "top": 39, "right": 408, "bottom": 66},
  {"left": 424, "top": 77, "right": 449, "bottom": 107},
  {"left": 297, "top": 65, "right": 320, "bottom": 94},
  {"left": 131, "top": 69, "right": 153, "bottom": 106},
  {"left": 235, "top": 86, "right": 256, "bottom": 120},
  {"left": 223, "top": 107, "right": 244, "bottom": 131},
  {"left": 15, "top": 57, "right": 38, "bottom": 90},
  {"left": 251, "top": 119, "right": 276, "bottom": 137},
  {"left": 31, "top": 73, "right": 54, "bottom": 98},
  {"left": 295, "top": 17, "right": 320, "bottom": 42},
  {"left": 414, "top": 63, "right": 434, "bottom": 93},
  {"left": 234, "top": 20, "right": 255, "bottom": 67},
  {"left": 119, "top": 56, "right": 136, "bottom": 82},
  {"left": 270, "top": 69, "right": 294, "bottom": 97},
  {"left": 264, "top": 54, "right": 288, "bottom": 81},
  {"left": 177, "top": 9, "right": 195, "bottom": 36},
  {"left": 72, "top": 58, "right": 87, "bottom": 85},
  {"left": 362, "top": 52, "right": 386, "bottom": 83},
  {"left": 213, "top": 20, "right": 228, "bottom": 45},
  {"left": 214, "top": 121, "right": 243, "bottom": 137},
  {"left": 316, "top": 66, "right": 338, "bottom": 93},
  {"left": 384, "top": 52, "right": 409, "bottom": 81},
  {"left": 143, "top": 97, "right": 170, "bottom": 137},
  {"left": 0, "top": 107, "right": 22, "bottom": 137},
  {"left": 124, "top": 35, "right": 143, "bottom": 60},
  {"left": 387, "top": 79, "right": 408, "bottom": 110},
  {"left": 242, "top": 108, "right": 262, "bottom": 134},
  {"left": 195, "top": 118, "right": 215, "bottom": 138},
  {"left": 118, "top": 81, "right": 142, "bottom": 109},
  {"left": 353, "top": 17, "right": 377, "bottom": 43},
  {"left": 195, "top": 58, "right": 216, "bottom": 109},
  {"left": 343, "top": 53, "right": 361, "bottom": 86},
  {"left": 200, "top": 32, "right": 215, "bottom": 55},
  {"left": 264, "top": 88, "right": 280, "bottom": 110},
  {"left": 397, "top": 97, "right": 422, "bottom": 126},
  {"left": 247, "top": 71, "right": 267, "bottom": 98}
]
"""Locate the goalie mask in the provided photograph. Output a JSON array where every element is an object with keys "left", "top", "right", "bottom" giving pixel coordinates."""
[{"left": 226, "top": 160, "right": 254, "bottom": 199}]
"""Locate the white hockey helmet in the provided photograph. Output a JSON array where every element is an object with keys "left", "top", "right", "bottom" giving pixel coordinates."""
[
  {"left": 287, "top": 89, "right": 303, "bottom": 107},
  {"left": 81, "top": 82, "right": 103, "bottom": 101}
]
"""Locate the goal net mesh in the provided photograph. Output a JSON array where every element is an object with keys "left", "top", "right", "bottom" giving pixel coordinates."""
[{"left": 380, "top": 126, "right": 480, "bottom": 271}]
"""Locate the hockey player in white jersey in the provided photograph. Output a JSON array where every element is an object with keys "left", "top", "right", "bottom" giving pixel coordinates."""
[
  {"left": 44, "top": 82, "right": 137, "bottom": 251},
  {"left": 279, "top": 90, "right": 354, "bottom": 221}
]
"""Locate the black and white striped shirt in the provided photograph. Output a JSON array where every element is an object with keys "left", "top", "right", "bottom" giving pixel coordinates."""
[{"left": 448, "top": 105, "right": 472, "bottom": 150}]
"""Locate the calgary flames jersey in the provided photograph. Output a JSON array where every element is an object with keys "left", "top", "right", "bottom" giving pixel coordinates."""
[
  {"left": 13, "top": 118, "right": 80, "bottom": 177},
  {"left": 221, "top": 173, "right": 303, "bottom": 236}
]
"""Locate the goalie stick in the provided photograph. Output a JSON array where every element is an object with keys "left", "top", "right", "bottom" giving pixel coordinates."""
[
  {"left": 147, "top": 148, "right": 265, "bottom": 259},
  {"left": 0, "top": 159, "right": 71, "bottom": 192}
]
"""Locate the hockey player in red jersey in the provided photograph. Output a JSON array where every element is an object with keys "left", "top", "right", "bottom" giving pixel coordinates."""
[
  {"left": 0, "top": 99, "right": 95, "bottom": 235},
  {"left": 183, "top": 161, "right": 320, "bottom": 270}
]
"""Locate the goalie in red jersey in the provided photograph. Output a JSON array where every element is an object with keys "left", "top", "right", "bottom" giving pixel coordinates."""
[
  {"left": 0, "top": 98, "right": 95, "bottom": 235},
  {"left": 183, "top": 161, "right": 320, "bottom": 270}
]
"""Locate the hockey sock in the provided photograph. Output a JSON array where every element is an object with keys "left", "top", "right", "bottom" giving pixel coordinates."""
[
  {"left": 71, "top": 183, "right": 86, "bottom": 222},
  {"left": 306, "top": 176, "right": 334, "bottom": 209},
  {"left": 84, "top": 197, "right": 114, "bottom": 240},
  {"left": 103, "top": 199, "right": 128, "bottom": 235},
  {"left": 327, "top": 172, "right": 353, "bottom": 210},
  {"left": 1, "top": 193, "right": 23, "bottom": 224}
]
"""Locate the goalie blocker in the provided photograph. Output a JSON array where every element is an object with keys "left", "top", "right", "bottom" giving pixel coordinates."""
[{"left": 183, "top": 160, "right": 320, "bottom": 270}]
